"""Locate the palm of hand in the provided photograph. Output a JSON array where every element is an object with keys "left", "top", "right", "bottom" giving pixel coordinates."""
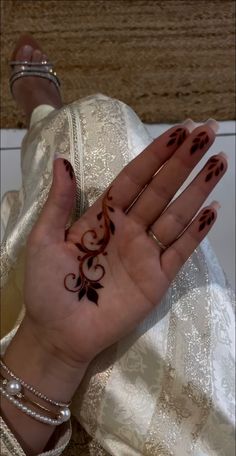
[
  {"left": 25, "top": 122, "right": 223, "bottom": 365},
  {"left": 25, "top": 189, "right": 167, "bottom": 364}
]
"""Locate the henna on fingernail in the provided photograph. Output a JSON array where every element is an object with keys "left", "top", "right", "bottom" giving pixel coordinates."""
[
  {"left": 205, "top": 157, "right": 224, "bottom": 182},
  {"left": 63, "top": 159, "right": 74, "bottom": 180},
  {"left": 190, "top": 131, "right": 210, "bottom": 154},
  {"left": 198, "top": 209, "right": 215, "bottom": 231},
  {"left": 64, "top": 187, "right": 115, "bottom": 306},
  {"left": 166, "top": 128, "right": 187, "bottom": 147},
  {"left": 202, "top": 209, "right": 211, "bottom": 215}
]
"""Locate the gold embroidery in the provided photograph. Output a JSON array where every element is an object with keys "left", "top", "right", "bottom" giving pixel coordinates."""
[
  {"left": 0, "top": 416, "right": 26, "bottom": 455},
  {"left": 144, "top": 250, "right": 212, "bottom": 455},
  {"left": 0, "top": 243, "right": 12, "bottom": 289}
]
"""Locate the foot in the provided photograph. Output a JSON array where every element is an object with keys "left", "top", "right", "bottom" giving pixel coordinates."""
[{"left": 11, "top": 35, "right": 63, "bottom": 126}]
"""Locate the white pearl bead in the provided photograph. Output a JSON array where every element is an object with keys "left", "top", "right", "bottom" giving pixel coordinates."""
[
  {"left": 6, "top": 380, "right": 22, "bottom": 395},
  {"left": 59, "top": 407, "right": 71, "bottom": 422}
]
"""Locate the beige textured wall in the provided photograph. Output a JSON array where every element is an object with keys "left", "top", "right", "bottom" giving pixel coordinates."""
[{"left": 1, "top": 0, "right": 235, "bottom": 127}]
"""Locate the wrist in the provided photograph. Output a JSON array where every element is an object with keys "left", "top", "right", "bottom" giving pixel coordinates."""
[{"left": 2, "top": 316, "right": 90, "bottom": 403}]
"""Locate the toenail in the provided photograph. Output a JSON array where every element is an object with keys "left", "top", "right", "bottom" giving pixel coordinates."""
[{"left": 23, "top": 44, "right": 33, "bottom": 52}]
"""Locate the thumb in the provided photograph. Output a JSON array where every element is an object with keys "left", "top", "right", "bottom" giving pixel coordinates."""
[{"left": 30, "top": 158, "right": 76, "bottom": 246}]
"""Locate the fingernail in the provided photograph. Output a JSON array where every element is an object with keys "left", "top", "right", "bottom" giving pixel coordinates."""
[
  {"left": 205, "top": 118, "right": 219, "bottom": 133},
  {"left": 182, "top": 118, "right": 196, "bottom": 132},
  {"left": 211, "top": 200, "right": 221, "bottom": 210},
  {"left": 218, "top": 151, "right": 229, "bottom": 160}
]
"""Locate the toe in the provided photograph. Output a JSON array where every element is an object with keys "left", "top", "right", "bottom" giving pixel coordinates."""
[
  {"left": 11, "top": 34, "right": 42, "bottom": 61},
  {"left": 32, "top": 49, "right": 42, "bottom": 63},
  {"left": 42, "top": 53, "right": 48, "bottom": 63},
  {"left": 15, "top": 44, "right": 33, "bottom": 63}
]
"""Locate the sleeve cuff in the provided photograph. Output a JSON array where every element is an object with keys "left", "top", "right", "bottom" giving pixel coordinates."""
[{"left": 0, "top": 415, "right": 72, "bottom": 456}]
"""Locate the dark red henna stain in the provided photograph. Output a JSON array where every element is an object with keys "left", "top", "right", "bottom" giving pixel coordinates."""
[
  {"left": 64, "top": 187, "right": 115, "bottom": 305},
  {"left": 202, "top": 209, "right": 211, "bottom": 215},
  {"left": 63, "top": 159, "right": 74, "bottom": 180},
  {"left": 190, "top": 131, "right": 209, "bottom": 154},
  {"left": 198, "top": 210, "right": 215, "bottom": 232},
  {"left": 166, "top": 128, "right": 187, "bottom": 147},
  {"left": 205, "top": 157, "right": 224, "bottom": 182}
]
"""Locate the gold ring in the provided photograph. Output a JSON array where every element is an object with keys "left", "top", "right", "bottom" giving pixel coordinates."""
[{"left": 148, "top": 229, "right": 168, "bottom": 251}]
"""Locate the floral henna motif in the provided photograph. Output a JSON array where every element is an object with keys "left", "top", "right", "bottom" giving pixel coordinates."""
[
  {"left": 190, "top": 131, "right": 209, "bottom": 155},
  {"left": 166, "top": 128, "right": 187, "bottom": 147},
  {"left": 205, "top": 157, "right": 224, "bottom": 182},
  {"left": 198, "top": 209, "right": 215, "bottom": 232},
  {"left": 63, "top": 159, "right": 74, "bottom": 180},
  {"left": 64, "top": 187, "right": 115, "bottom": 305}
]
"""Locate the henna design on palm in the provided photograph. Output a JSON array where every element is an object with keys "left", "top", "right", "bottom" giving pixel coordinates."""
[
  {"left": 166, "top": 128, "right": 187, "bottom": 147},
  {"left": 64, "top": 187, "right": 115, "bottom": 305},
  {"left": 205, "top": 157, "right": 224, "bottom": 182},
  {"left": 190, "top": 131, "right": 210, "bottom": 155},
  {"left": 63, "top": 159, "right": 74, "bottom": 180},
  {"left": 198, "top": 209, "right": 215, "bottom": 232}
]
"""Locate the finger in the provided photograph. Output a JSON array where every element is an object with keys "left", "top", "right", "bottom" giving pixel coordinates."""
[
  {"left": 29, "top": 158, "right": 76, "bottom": 246},
  {"left": 150, "top": 152, "right": 228, "bottom": 248},
  {"left": 160, "top": 201, "right": 220, "bottom": 282},
  {"left": 128, "top": 119, "right": 219, "bottom": 226},
  {"left": 100, "top": 120, "right": 195, "bottom": 211}
]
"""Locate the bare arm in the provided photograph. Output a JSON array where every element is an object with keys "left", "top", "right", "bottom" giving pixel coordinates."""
[{"left": 0, "top": 316, "right": 89, "bottom": 455}]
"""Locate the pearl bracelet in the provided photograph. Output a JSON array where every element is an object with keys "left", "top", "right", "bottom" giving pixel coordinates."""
[
  {"left": 0, "top": 358, "right": 71, "bottom": 407},
  {"left": 0, "top": 384, "right": 70, "bottom": 425},
  {"left": 0, "top": 374, "right": 59, "bottom": 419}
]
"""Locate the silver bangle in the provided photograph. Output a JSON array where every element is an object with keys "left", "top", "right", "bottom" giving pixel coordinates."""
[
  {"left": 0, "top": 359, "right": 71, "bottom": 408},
  {"left": 0, "top": 385, "right": 70, "bottom": 425}
]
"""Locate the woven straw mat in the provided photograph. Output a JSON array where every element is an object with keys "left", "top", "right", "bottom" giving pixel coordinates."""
[{"left": 1, "top": 0, "right": 235, "bottom": 128}]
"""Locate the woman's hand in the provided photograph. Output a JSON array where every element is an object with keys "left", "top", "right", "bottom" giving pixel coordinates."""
[{"left": 23, "top": 120, "right": 227, "bottom": 368}]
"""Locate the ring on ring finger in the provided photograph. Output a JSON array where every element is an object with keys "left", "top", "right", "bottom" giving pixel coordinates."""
[{"left": 147, "top": 229, "right": 168, "bottom": 251}]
